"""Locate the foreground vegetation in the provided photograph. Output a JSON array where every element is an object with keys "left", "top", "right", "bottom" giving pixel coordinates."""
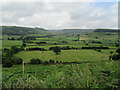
[
  {"left": 1, "top": 26, "right": 120, "bottom": 88},
  {"left": 2, "top": 61, "right": 119, "bottom": 88}
]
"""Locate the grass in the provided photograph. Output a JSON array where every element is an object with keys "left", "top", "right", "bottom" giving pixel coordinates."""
[
  {"left": 2, "top": 40, "right": 22, "bottom": 48},
  {"left": 14, "top": 50, "right": 109, "bottom": 63},
  {"left": 2, "top": 61, "right": 119, "bottom": 88},
  {"left": 2, "top": 31, "right": 119, "bottom": 88},
  {"left": 2, "top": 35, "right": 21, "bottom": 40}
]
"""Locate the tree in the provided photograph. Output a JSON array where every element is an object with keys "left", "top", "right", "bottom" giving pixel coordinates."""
[
  {"left": 97, "top": 49, "right": 101, "bottom": 52},
  {"left": 49, "top": 59, "right": 55, "bottom": 64},
  {"left": 95, "top": 37, "right": 98, "bottom": 39},
  {"left": 115, "top": 43, "right": 119, "bottom": 47},
  {"left": 11, "top": 57, "right": 23, "bottom": 64},
  {"left": 22, "top": 43, "right": 26, "bottom": 47},
  {"left": 52, "top": 46, "right": 61, "bottom": 55},
  {"left": 111, "top": 54, "right": 120, "bottom": 60},
  {"left": 4, "top": 49, "right": 13, "bottom": 58},
  {"left": 44, "top": 61, "right": 49, "bottom": 65},
  {"left": 3, "top": 59, "right": 13, "bottom": 68},
  {"left": 116, "top": 48, "right": 120, "bottom": 54},
  {"left": 110, "top": 51, "right": 113, "bottom": 54},
  {"left": 11, "top": 46, "right": 23, "bottom": 54},
  {"left": 30, "top": 58, "right": 42, "bottom": 64},
  {"left": 11, "top": 46, "right": 19, "bottom": 54}
]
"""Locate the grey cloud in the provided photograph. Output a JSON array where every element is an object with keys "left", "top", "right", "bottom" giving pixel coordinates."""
[{"left": 1, "top": 2, "right": 118, "bottom": 29}]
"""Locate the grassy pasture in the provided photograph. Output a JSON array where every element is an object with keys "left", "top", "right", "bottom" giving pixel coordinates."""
[
  {"left": 14, "top": 50, "right": 109, "bottom": 63},
  {"left": 80, "top": 32, "right": 118, "bottom": 41},
  {"left": 2, "top": 30, "right": 120, "bottom": 88},
  {"left": 2, "top": 40, "right": 22, "bottom": 48},
  {"left": 2, "top": 35, "right": 21, "bottom": 40}
]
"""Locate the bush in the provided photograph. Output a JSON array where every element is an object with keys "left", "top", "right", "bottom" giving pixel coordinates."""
[
  {"left": 56, "top": 61, "right": 59, "bottom": 64},
  {"left": 44, "top": 61, "right": 49, "bottom": 65},
  {"left": 97, "top": 49, "right": 101, "bottom": 52},
  {"left": 110, "top": 51, "right": 113, "bottom": 54},
  {"left": 49, "top": 59, "right": 55, "bottom": 64},
  {"left": 3, "top": 59, "right": 13, "bottom": 68},
  {"left": 52, "top": 47, "right": 61, "bottom": 55},
  {"left": 30, "top": 58, "right": 42, "bottom": 64},
  {"left": 11, "top": 57, "right": 23, "bottom": 64},
  {"left": 116, "top": 48, "right": 120, "bottom": 54},
  {"left": 111, "top": 54, "right": 120, "bottom": 60}
]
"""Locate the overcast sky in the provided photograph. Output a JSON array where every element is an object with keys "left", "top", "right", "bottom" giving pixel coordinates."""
[{"left": 1, "top": 1, "right": 118, "bottom": 29}]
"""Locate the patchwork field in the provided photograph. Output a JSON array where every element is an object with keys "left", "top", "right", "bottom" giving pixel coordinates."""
[
  {"left": 14, "top": 50, "right": 110, "bottom": 63},
  {"left": 2, "top": 40, "right": 22, "bottom": 48},
  {"left": 2, "top": 27, "right": 120, "bottom": 89}
]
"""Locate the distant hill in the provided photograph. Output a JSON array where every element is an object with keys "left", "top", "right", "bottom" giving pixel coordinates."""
[
  {"left": 48, "top": 29, "right": 95, "bottom": 35},
  {"left": 1, "top": 26, "right": 46, "bottom": 35},
  {"left": 2, "top": 26, "right": 116, "bottom": 36},
  {"left": 62, "top": 29, "right": 94, "bottom": 34},
  {"left": 94, "top": 29, "right": 120, "bottom": 32}
]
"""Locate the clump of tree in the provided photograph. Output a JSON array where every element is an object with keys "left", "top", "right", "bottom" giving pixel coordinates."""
[
  {"left": 30, "top": 58, "right": 42, "bottom": 64},
  {"left": 49, "top": 46, "right": 79, "bottom": 51},
  {"left": 95, "top": 37, "right": 98, "bottom": 39},
  {"left": 2, "top": 46, "right": 24, "bottom": 68},
  {"left": 116, "top": 48, "right": 120, "bottom": 54},
  {"left": 81, "top": 46, "right": 109, "bottom": 49},
  {"left": 27, "top": 47, "right": 47, "bottom": 51},
  {"left": 30, "top": 59, "right": 57, "bottom": 65},
  {"left": 49, "top": 59, "right": 55, "bottom": 64},
  {"left": 11, "top": 57, "right": 23, "bottom": 65},
  {"left": 2, "top": 57, "right": 23, "bottom": 68},
  {"left": 110, "top": 48, "right": 120, "bottom": 60},
  {"left": 91, "top": 41, "right": 102, "bottom": 44},
  {"left": 11, "top": 46, "right": 24, "bottom": 54},
  {"left": 51, "top": 46, "right": 61, "bottom": 55},
  {"left": 36, "top": 42, "right": 47, "bottom": 45},
  {"left": 2, "top": 58, "right": 13, "bottom": 68},
  {"left": 22, "top": 43, "right": 26, "bottom": 47},
  {"left": 115, "top": 43, "right": 119, "bottom": 47},
  {"left": 97, "top": 49, "right": 101, "bottom": 52},
  {"left": 111, "top": 54, "right": 120, "bottom": 60},
  {"left": 110, "top": 51, "right": 113, "bottom": 55}
]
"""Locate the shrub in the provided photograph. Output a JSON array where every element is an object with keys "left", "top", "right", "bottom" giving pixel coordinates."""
[
  {"left": 44, "top": 61, "right": 49, "bottom": 65},
  {"left": 116, "top": 48, "right": 120, "bottom": 54},
  {"left": 56, "top": 61, "right": 59, "bottom": 64},
  {"left": 22, "top": 43, "right": 26, "bottom": 47},
  {"left": 30, "top": 58, "right": 42, "bottom": 64},
  {"left": 11, "top": 57, "right": 23, "bottom": 64},
  {"left": 49, "top": 59, "right": 55, "bottom": 64},
  {"left": 110, "top": 51, "right": 113, "bottom": 54},
  {"left": 2, "top": 59, "right": 13, "bottom": 68},
  {"left": 97, "top": 49, "right": 101, "bottom": 52},
  {"left": 111, "top": 54, "right": 120, "bottom": 60},
  {"left": 11, "top": 46, "right": 23, "bottom": 54},
  {"left": 52, "top": 47, "right": 61, "bottom": 55}
]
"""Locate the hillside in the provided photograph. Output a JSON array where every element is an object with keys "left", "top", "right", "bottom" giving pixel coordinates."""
[
  {"left": 1, "top": 26, "right": 46, "bottom": 35},
  {"left": 94, "top": 29, "right": 120, "bottom": 32},
  {"left": 48, "top": 29, "right": 94, "bottom": 35}
]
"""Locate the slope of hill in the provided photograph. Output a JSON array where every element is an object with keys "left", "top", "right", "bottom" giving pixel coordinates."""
[
  {"left": 1, "top": 26, "right": 46, "bottom": 35},
  {"left": 48, "top": 29, "right": 95, "bottom": 35},
  {"left": 94, "top": 29, "right": 120, "bottom": 32}
]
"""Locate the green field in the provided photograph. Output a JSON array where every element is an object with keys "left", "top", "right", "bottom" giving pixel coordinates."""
[
  {"left": 2, "top": 28, "right": 120, "bottom": 88},
  {"left": 2, "top": 40, "right": 22, "bottom": 48},
  {"left": 15, "top": 50, "right": 109, "bottom": 63}
]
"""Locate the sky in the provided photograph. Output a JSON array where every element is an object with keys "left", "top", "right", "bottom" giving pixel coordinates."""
[{"left": 0, "top": 1, "right": 118, "bottom": 29}]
